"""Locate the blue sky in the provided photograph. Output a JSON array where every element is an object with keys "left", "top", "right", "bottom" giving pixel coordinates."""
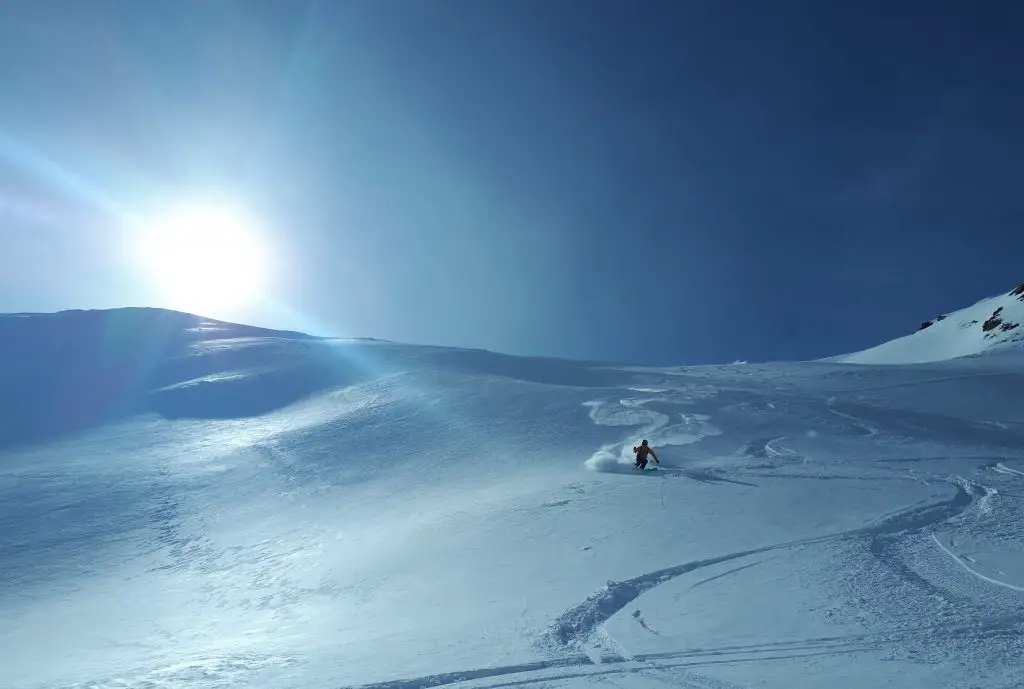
[{"left": 1, "top": 1, "right": 1022, "bottom": 365}]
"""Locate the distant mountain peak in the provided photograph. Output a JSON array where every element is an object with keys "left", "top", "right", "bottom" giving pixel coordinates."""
[{"left": 828, "top": 280, "right": 1024, "bottom": 365}]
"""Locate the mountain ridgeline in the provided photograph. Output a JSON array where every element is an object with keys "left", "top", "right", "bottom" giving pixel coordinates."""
[{"left": 3, "top": 280, "right": 1024, "bottom": 449}]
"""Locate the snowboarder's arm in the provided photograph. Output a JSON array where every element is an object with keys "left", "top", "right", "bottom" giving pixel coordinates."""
[{"left": 651, "top": 450, "right": 659, "bottom": 462}]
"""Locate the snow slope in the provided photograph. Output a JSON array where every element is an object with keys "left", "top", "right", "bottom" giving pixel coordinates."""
[
  {"left": 829, "top": 280, "right": 1024, "bottom": 364},
  {"left": 2, "top": 308, "right": 1024, "bottom": 689}
]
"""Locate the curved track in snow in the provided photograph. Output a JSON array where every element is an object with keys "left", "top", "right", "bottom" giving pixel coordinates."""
[
  {"left": 539, "top": 479, "right": 979, "bottom": 655},
  {"left": 343, "top": 479, "right": 989, "bottom": 689}
]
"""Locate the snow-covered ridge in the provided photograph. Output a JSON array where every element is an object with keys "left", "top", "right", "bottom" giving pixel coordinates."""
[
  {"left": 0, "top": 308, "right": 339, "bottom": 450},
  {"left": 827, "top": 280, "right": 1024, "bottom": 365},
  {"left": 0, "top": 307, "right": 625, "bottom": 451},
  {"left": 4, "top": 281, "right": 1024, "bottom": 452}
]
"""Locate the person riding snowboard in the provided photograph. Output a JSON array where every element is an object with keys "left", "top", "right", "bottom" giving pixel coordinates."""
[{"left": 633, "top": 439, "right": 659, "bottom": 469}]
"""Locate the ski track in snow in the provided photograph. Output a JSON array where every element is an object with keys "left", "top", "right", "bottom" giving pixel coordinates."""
[
  {"left": 8, "top": 314, "right": 1024, "bottom": 689},
  {"left": 582, "top": 394, "right": 721, "bottom": 473},
  {"left": 826, "top": 399, "right": 881, "bottom": 438},
  {"left": 931, "top": 534, "right": 1024, "bottom": 593},
  {"left": 539, "top": 478, "right": 980, "bottom": 655},
  {"left": 994, "top": 462, "right": 1024, "bottom": 478},
  {"left": 345, "top": 620, "right": 1024, "bottom": 689},
  {"left": 341, "top": 636, "right": 880, "bottom": 689},
  {"left": 346, "top": 479, "right": 997, "bottom": 689}
]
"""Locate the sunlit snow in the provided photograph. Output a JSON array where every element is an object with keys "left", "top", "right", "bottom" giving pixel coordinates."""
[{"left": 2, "top": 300, "right": 1023, "bottom": 689}]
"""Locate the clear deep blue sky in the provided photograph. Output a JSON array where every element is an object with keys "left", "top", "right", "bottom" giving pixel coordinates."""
[{"left": 1, "top": 1, "right": 1022, "bottom": 365}]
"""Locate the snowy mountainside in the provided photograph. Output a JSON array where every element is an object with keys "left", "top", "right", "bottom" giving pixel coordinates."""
[
  {"left": 830, "top": 280, "right": 1024, "bottom": 364},
  {"left": 0, "top": 308, "right": 330, "bottom": 449},
  {"left": 2, "top": 309, "right": 1024, "bottom": 689}
]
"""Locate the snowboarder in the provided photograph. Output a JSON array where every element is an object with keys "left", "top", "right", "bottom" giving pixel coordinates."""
[{"left": 633, "top": 439, "right": 659, "bottom": 470}]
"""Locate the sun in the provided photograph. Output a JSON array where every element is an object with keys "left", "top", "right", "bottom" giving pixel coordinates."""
[{"left": 132, "top": 202, "right": 271, "bottom": 315}]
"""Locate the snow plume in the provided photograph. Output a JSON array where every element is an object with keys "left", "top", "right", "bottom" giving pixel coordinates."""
[
  {"left": 584, "top": 442, "right": 636, "bottom": 473},
  {"left": 583, "top": 398, "right": 722, "bottom": 472}
]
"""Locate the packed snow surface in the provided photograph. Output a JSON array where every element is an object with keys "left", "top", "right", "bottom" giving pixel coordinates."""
[{"left": 2, "top": 308, "right": 1024, "bottom": 689}]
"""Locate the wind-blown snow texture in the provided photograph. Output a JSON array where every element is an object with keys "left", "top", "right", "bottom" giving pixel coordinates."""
[{"left": 2, "top": 302, "right": 1024, "bottom": 689}]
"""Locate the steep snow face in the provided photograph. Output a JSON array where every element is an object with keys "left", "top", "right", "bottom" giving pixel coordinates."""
[
  {"left": 2, "top": 310, "right": 1024, "bottom": 689},
  {"left": 829, "top": 281, "right": 1024, "bottom": 364}
]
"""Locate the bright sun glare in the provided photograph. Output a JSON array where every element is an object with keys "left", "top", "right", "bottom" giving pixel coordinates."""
[{"left": 133, "top": 202, "right": 271, "bottom": 315}]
